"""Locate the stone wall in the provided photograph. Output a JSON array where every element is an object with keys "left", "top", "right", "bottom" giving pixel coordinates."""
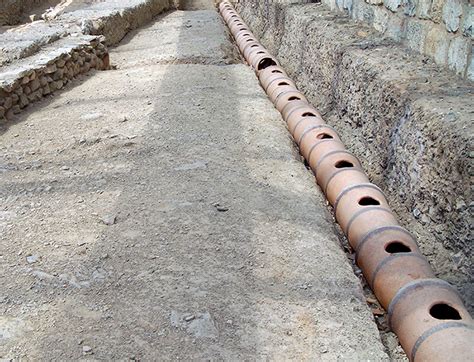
[
  {"left": 0, "top": 37, "right": 109, "bottom": 120},
  {"left": 0, "top": 0, "right": 53, "bottom": 25},
  {"left": 321, "top": 0, "right": 473, "bottom": 80}
]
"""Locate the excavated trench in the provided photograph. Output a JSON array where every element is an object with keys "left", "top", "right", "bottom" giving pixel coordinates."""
[
  {"left": 219, "top": 1, "right": 473, "bottom": 360},
  {"left": 232, "top": 0, "right": 473, "bottom": 315}
]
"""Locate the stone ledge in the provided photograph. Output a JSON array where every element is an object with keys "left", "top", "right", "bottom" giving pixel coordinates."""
[
  {"left": 235, "top": 0, "right": 473, "bottom": 311},
  {"left": 0, "top": 0, "right": 173, "bottom": 121},
  {"left": 0, "top": 36, "right": 109, "bottom": 121}
]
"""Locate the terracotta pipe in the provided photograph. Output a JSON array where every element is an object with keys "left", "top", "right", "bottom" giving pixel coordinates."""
[
  {"left": 288, "top": 116, "right": 326, "bottom": 139},
  {"left": 218, "top": 3, "right": 473, "bottom": 359},
  {"left": 389, "top": 279, "right": 473, "bottom": 361},
  {"left": 281, "top": 102, "right": 323, "bottom": 123}
]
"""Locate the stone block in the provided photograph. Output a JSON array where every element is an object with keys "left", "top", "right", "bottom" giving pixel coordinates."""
[
  {"left": 45, "top": 63, "right": 57, "bottom": 74},
  {"left": 416, "top": 0, "right": 432, "bottom": 19},
  {"left": 384, "top": 0, "right": 402, "bottom": 12},
  {"left": 405, "top": 18, "right": 429, "bottom": 51},
  {"left": 354, "top": 0, "right": 375, "bottom": 24},
  {"left": 429, "top": 0, "right": 445, "bottom": 23},
  {"left": 403, "top": 0, "right": 416, "bottom": 16},
  {"left": 42, "top": 84, "right": 51, "bottom": 95},
  {"left": 3, "top": 96, "right": 12, "bottom": 109},
  {"left": 344, "top": 0, "right": 354, "bottom": 12},
  {"left": 461, "top": 4, "right": 473, "bottom": 38},
  {"left": 447, "top": 36, "right": 470, "bottom": 76},
  {"left": 19, "top": 93, "right": 29, "bottom": 108},
  {"left": 0, "top": 106, "right": 5, "bottom": 118},
  {"left": 442, "top": 0, "right": 463, "bottom": 32},
  {"left": 374, "top": 6, "right": 390, "bottom": 32},
  {"left": 424, "top": 24, "right": 450, "bottom": 64},
  {"left": 366, "top": 0, "right": 384, "bottom": 4},
  {"left": 467, "top": 48, "right": 474, "bottom": 80},
  {"left": 53, "top": 68, "right": 65, "bottom": 81},
  {"left": 30, "top": 78, "right": 41, "bottom": 92}
]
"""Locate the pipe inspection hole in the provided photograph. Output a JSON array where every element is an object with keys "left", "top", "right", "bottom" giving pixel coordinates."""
[
  {"left": 316, "top": 133, "right": 333, "bottom": 139},
  {"left": 271, "top": 70, "right": 283, "bottom": 74},
  {"left": 429, "top": 304, "right": 462, "bottom": 320},
  {"left": 278, "top": 82, "right": 289, "bottom": 86},
  {"left": 258, "top": 58, "right": 277, "bottom": 70},
  {"left": 358, "top": 197, "right": 380, "bottom": 206},
  {"left": 288, "top": 96, "right": 301, "bottom": 101},
  {"left": 385, "top": 241, "right": 411, "bottom": 253},
  {"left": 302, "top": 112, "right": 316, "bottom": 117},
  {"left": 335, "top": 160, "right": 353, "bottom": 168}
]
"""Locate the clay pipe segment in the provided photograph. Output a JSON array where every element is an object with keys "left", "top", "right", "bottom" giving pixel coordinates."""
[
  {"left": 259, "top": 73, "right": 293, "bottom": 92},
  {"left": 388, "top": 279, "right": 473, "bottom": 361},
  {"left": 234, "top": 31, "right": 254, "bottom": 44},
  {"left": 314, "top": 150, "right": 363, "bottom": 190},
  {"left": 324, "top": 167, "right": 370, "bottom": 206},
  {"left": 236, "top": 36, "right": 259, "bottom": 51},
  {"left": 273, "top": 91, "right": 308, "bottom": 113},
  {"left": 299, "top": 130, "right": 343, "bottom": 163},
  {"left": 266, "top": 76, "right": 297, "bottom": 96},
  {"left": 231, "top": 25, "right": 250, "bottom": 37},
  {"left": 333, "top": 183, "right": 390, "bottom": 233},
  {"left": 305, "top": 139, "right": 347, "bottom": 171},
  {"left": 344, "top": 206, "right": 400, "bottom": 250},
  {"left": 243, "top": 42, "right": 263, "bottom": 59},
  {"left": 281, "top": 101, "right": 323, "bottom": 123},
  {"left": 248, "top": 51, "right": 279, "bottom": 71},
  {"left": 244, "top": 43, "right": 266, "bottom": 64},
  {"left": 229, "top": 19, "right": 246, "bottom": 31},
  {"left": 356, "top": 231, "right": 434, "bottom": 308},
  {"left": 219, "top": 1, "right": 232, "bottom": 11},
  {"left": 297, "top": 124, "right": 340, "bottom": 150},
  {"left": 230, "top": 24, "right": 251, "bottom": 38},
  {"left": 223, "top": 12, "right": 240, "bottom": 23},
  {"left": 258, "top": 66, "right": 288, "bottom": 88},
  {"left": 268, "top": 84, "right": 301, "bottom": 103},
  {"left": 288, "top": 115, "right": 326, "bottom": 139}
]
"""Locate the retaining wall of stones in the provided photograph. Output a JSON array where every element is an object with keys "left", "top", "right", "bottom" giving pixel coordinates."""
[
  {"left": 0, "top": 37, "right": 109, "bottom": 120},
  {"left": 321, "top": 0, "right": 473, "bottom": 80}
]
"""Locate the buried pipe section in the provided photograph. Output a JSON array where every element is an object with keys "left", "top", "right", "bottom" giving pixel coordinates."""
[{"left": 218, "top": 1, "right": 474, "bottom": 360}]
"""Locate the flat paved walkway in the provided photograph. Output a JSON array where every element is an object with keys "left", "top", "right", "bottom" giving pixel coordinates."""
[{"left": 0, "top": 4, "right": 388, "bottom": 360}]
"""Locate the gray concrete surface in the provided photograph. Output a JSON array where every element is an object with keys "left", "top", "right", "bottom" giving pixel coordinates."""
[{"left": 0, "top": 4, "right": 389, "bottom": 360}]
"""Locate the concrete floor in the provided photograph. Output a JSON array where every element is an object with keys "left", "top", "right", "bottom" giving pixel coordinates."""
[{"left": 0, "top": 3, "right": 389, "bottom": 360}]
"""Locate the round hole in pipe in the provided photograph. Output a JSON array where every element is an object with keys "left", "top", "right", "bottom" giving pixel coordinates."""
[
  {"left": 358, "top": 197, "right": 380, "bottom": 206},
  {"left": 429, "top": 304, "right": 462, "bottom": 320},
  {"left": 246, "top": 39, "right": 253, "bottom": 42},
  {"left": 335, "top": 160, "right": 353, "bottom": 168},
  {"left": 278, "top": 82, "right": 289, "bottom": 86},
  {"left": 256, "top": 51, "right": 265, "bottom": 54},
  {"left": 271, "top": 70, "right": 283, "bottom": 74},
  {"left": 302, "top": 112, "right": 316, "bottom": 117},
  {"left": 384, "top": 241, "right": 411, "bottom": 253},
  {"left": 288, "top": 96, "right": 301, "bottom": 101},
  {"left": 316, "top": 133, "right": 333, "bottom": 139},
  {"left": 258, "top": 58, "right": 277, "bottom": 70}
]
